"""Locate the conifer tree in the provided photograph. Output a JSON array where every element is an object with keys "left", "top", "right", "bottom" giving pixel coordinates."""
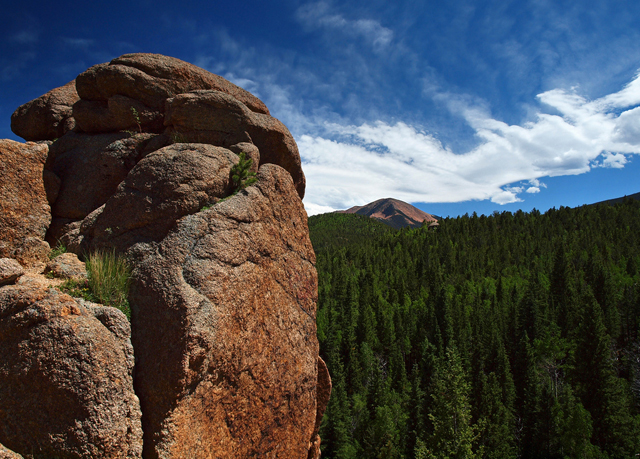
[
  {"left": 230, "top": 152, "right": 257, "bottom": 193},
  {"left": 425, "top": 345, "right": 483, "bottom": 458}
]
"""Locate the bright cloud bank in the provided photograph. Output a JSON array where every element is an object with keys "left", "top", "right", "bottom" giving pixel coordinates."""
[{"left": 300, "top": 73, "right": 640, "bottom": 214}]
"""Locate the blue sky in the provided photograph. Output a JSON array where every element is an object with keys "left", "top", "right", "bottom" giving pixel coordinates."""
[{"left": 2, "top": 0, "right": 640, "bottom": 217}]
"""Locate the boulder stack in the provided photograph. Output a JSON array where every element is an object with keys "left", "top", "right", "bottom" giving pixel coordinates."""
[{"left": 1, "top": 53, "right": 329, "bottom": 458}]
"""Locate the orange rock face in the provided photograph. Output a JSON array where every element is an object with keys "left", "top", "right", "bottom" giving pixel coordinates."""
[
  {"left": 130, "top": 164, "right": 319, "bottom": 458},
  {"left": 0, "top": 140, "right": 51, "bottom": 269}
]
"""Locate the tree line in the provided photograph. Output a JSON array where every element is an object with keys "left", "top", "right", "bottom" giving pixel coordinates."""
[{"left": 309, "top": 200, "right": 640, "bottom": 458}]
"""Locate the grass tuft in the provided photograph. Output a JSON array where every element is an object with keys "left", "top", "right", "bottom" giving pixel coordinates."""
[{"left": 86, "top": 250, "right": 132, "bottom": 320}]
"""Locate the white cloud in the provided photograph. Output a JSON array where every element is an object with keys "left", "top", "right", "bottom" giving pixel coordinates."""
[
  {"left": 597, "top": 152, "right": 628, "bottom": 169},
  {"left": 296, "top": 2, "right": 393, "bottom": 50},
  {"left": 525, "top": 178, "right": 546, "bottom": 194},
  {"left": 300, "top": 72, "right": 640, "bottom": 215}
]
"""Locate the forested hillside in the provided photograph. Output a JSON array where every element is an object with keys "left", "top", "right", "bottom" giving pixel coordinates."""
[{"left": 309, "top": 201, "right": 640, "bottom": 458}]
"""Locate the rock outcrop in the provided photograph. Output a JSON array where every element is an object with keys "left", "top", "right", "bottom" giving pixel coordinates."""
[
  {"left": 10, "top": 81, "right": 78, "bottom": 141},
  {"left": 3, "top": 53, "right": 328, "bottom": 459},
  {"left": 0, "top": 140, "right": 51, "bottom": 270},
  {"left": 46, "top": 132, "right": 162, "bottom": 221},
  {"left": 0, "top": 286, "right": 142, "bottom": 458},
  {"left": 0, "top": 443, "right": 23, "bottom": 459},
  {"left": 164, "top": 90, "right": 305, "bottom": 197},
  {"left": 75, "top": 142, "right": 239, "bottom": 253}
]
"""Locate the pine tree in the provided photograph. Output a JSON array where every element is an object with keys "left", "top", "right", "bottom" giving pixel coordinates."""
[
  {"left": 571, "top": 289, "right": 640, "bottom": 457},
  {"left": 425, "top": 345, "right": 483, "bottom": 458},
  {"left": 230, "top": 152, "right": 257, "bottom": 193}
]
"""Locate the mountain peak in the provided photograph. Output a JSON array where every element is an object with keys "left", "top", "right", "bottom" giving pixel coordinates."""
[{"left": 341, "top": 198, "right": 437, "bottom": 229}]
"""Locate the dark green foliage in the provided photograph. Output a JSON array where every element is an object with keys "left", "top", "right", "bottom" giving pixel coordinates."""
[
  {"left": 308, "top": 212, "right": 396, "bottom": 252},
  {"left": 231, "top": 152, "right": 257, "bottom": 193},
  {"left": 310, "top": 200, "right": 640, "bottom": 458}
]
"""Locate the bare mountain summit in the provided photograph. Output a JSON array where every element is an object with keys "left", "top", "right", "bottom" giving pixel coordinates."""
[{"left": 342, "top": 198, "right": 438, "bottom": 229}]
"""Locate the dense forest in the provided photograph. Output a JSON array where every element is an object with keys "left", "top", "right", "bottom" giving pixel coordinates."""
[{"left": 309, "top": 200, "right": 640, "bottom": 458}]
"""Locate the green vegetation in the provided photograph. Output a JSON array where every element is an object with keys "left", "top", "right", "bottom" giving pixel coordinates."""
[
  {"left": 199, "top": 152, "right": 258, "bottom": 212},
  {"left": 130, "top": 106, "right": 142, "bottom": 133},
  {"left": 86, "top": 250, "right": 132, "bottom": 319},
  {"left": 56, "top": 250, "right": 132, "bottom": 320},
  {"left": 311, "top": 200, "right": 640, "bottom": 458},
  {"left": 170, "top": 130, "right": 188, "bottom": 144},
  {"left": 57, "top": 277, "right": 92, "bottom": 300},
  {"left": 231, "top": 152, "right": 257, "bottom": 193},
  {"left": 308, "top": 212, "right": 395, "bottom": 252},
  {"left": 48, "top": 241, "right": 67, "bottom": 260}
]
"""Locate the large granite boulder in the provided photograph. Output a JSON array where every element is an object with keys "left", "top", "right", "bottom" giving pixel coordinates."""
[
  {"left": 10, "top": 81, "right": 79, "bottom": 141},
  {"left": 0, "top": 140, "right": 51, "bottom": 270},
  {"left": 2, "top": 53, "right": 326, "bottom": 458},
  {"left": 0, "top": 286, "right": 143, "bottom": 458},
  {"left": 129, "top": 164, "right": 319, "bottom": 458},
  {"left": 73, "top": 53, "right": 268, "bottom": 134},
  {"left": 77, "top": 143, "right": 239, "bottom": 252},
  {"left": 165, "top": 90, "right": 305, "bottom": 198}
]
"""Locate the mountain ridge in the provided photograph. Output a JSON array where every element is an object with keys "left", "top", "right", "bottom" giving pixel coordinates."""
[{"left": 340, "top": 198, "right": 438, "bottom": 229}]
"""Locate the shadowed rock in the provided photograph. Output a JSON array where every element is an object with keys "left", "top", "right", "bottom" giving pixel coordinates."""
[
  {"left": 11, "top": 81, "right": 79, "bottom": 141},
  {"left": 0, "top": 286, "right": 143, "bottom": 458},
  {"left": 77, "top": 143, "right": 239, "bottom": 253},
  {"left": 0, "top": 140, "right": 51, "bottom": 270},
  {"left": 129, "top": 164, "right": 318, "bottom": 458},
  {"left": 47, "top": 132, "right": 162, "bottom": 220},
  {"left": 308, "top": 356, "right": 332, "bottom": 459},
  {"left": 73, "top": 95, "right": 164, "bottom": 134}
]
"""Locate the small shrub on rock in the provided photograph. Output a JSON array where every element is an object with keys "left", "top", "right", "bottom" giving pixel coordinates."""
[
  {"left": 231, "top": 152, "right": 257, "bottom": 193},
  {"left": 55, "top": 250, "right": 132, "bottom": 319},
  {"left": 48, "top": 241, "right": 67, "bottom": 260}
]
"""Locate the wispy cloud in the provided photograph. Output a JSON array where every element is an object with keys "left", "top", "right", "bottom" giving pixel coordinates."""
[
  {"left": 62, "top": 38, "right": 95, "bottom": 49},
  {"left": 0, "top": 52, "right": 36, "bottom": 81},
  {"left": 10, "top": 30, "right": 38, "bottom": 45},
  {"left": 296, "top": 2, "right": 393, "bottom": 50},
  {"left": 300, "top": 72, "right": 640, "bottom": 214}
]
